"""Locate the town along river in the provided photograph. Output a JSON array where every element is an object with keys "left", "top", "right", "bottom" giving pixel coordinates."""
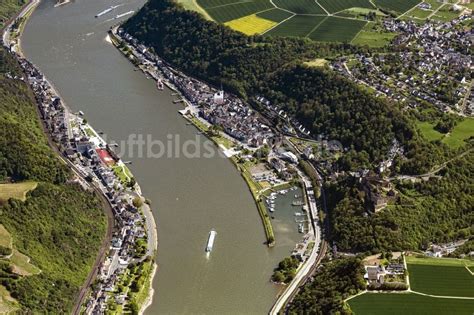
[{"left": 21, "top": 0, "right": 301, "bottom": 313}]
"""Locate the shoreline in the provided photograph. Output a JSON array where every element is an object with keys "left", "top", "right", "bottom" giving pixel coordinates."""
[
  {"left": 108, "top": 27, "right": 277, "bottom": 246},
  {"left": 139, "top": 262, "right": 158, "bottom": 315},
  {"left": 3, "top": 2, "right": 159, "bottom": 313}
]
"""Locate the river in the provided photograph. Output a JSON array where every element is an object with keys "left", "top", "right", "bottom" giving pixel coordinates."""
[{"left": 21, "top": 0, "right": 301, "bottom": 313}]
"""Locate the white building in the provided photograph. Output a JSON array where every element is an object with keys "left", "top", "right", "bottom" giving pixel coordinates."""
[
  {"left": 213, "top": 90, "right": 224, "bottom": 105},
  {"left": 281, "top": 151, "right": 298, "bottom": 164}
]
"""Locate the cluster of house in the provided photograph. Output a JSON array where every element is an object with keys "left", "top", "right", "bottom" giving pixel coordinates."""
[
  {"left": 6, "top": 49, "right": 151, "bottom": 314},
  {"left": 334, "top": 15, "right": 472, "bottom": 115},
  {"left": 364, "top": 262, "right": 406, "bottom": 286},
  {"left": 378, "top": 139, "right": 403, "bottom": 174},
  {"left": 425, "top": 239, "right": 468, "bottom": 257},
  {"left": 254, "top": 95, "right": 312, "bottom": 138},
  {"left": 116, "top": 28, "right": 274, "bottom": 148}
]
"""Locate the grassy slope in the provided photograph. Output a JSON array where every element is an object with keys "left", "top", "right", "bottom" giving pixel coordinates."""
[
  {"left": 0, "top": 182, "right": 38, "bottom": 202},
  {"left": 0, "top": 48, "right": 106, "bottom": 313},
  {"left": 416, "top": 121, "right": 444, "bottom": 142},
  {"left": 0, "top": 0, "right": 26, "bottom": 29},
  {"left": 0, "top": 225, "right": 12, "bottom": 249},
  {"left": 442, "top": 118, "right": 474, "bottom": 149}
]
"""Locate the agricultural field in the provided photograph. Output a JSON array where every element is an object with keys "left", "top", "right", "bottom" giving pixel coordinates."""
[
  {"left": 0, "top": 181, "right": 38, "bottom": 203},
  {"left": 225, "top": 14, "right": 277, "bottom": 35},
  {"left": 348, "top": 292, "right": 474, "bottom": 315},
  {"left": 266, "top": 15, "right": 326, "bottom": 37},
  {"left": 431, "top": 4, "right": 461, "bottom": 22},
  {"left": 406, "top": 255, "right": 474, "bottom": 297},
  {"left": 308, "top": 16, "right": 367, "bottom": 42},
  {"left": 336, "top": 7, "right": 386, "bottom": 19},
  {"left": 318, "top": 0, "right": 374, "bottom": 13},
  {"left": 351, "top": 24, "right": 397, "bottom": 47},
  {"left": 273, "top": 0, "right": 325, "bottom": 14},
  {"left": 406, "top": 7, "right": 433, "bottom": 19},
  {"left": 189, "top": 0, "right": 421, "bottom": 42},
  {"left": 201, "top": 0, "right": 274, "bottom": 23},
  {"left": 256, "top": 8, "right": 293, "bottom": 22},
  {"left": 374, "top": 0, "right": 421, "bottom": 14}
]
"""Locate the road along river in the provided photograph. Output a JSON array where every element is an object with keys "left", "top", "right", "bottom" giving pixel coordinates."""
[{"left": 21, "top": 0, "right": 302, "bottom": 313}]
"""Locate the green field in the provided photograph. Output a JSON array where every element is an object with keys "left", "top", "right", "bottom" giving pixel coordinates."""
[
  {"left": 406, "top": 7, "right": 433, "bottom": 19},
  {"left": 197, "top": 0, "right": 242, "bottom": 7},
  {"left": 406, "top": 256, "right": 474, "bottom": 297},
  {"left": 318, "top": 0, "right": 375, "bottom": 13},
  {"left": 0, "top": 181, "right": 38, "bottom": 202},
  {"left": 8, "top": 249, "right": 41, "bottom": 276},
  {"left": 442, "top": 118, "right": 474, "bottom": 149},
  {"left": 416, "top": 121, "right": 444, "bottom": 141},
  {"left": 351, "top": 23, "right": 397, "bottom": 47},
  {"left": 266, "top": 15, "right": 326, "bottom": 37},
  {"left": 406, "top": 255, "right": 474, "bottom": 267},
  {"left": 349, "top": 292, "right": 474, "bottom": 315},
  {"left": 204, "top": 0, "right": 273, "bottom": 22},
  {"left": 256, "top": 8, "right": 293, "bottom": 22},
  {"left": 374, "top": 0, "right": 421, "bottom": 14},
  {"left": 192, "top": 0, "right": 418, "bottom": 41},
  {"left": 432, "top": 4, "right": 461, "bottom": 22},
  {"left": 309, "top": 17, "right": 367, "bottom": 42},
  {"left": 273, "top": 0, "right": 326, "bottom": 14},
  {"left": 176, "top": 0, "right": 213, "bottom": 20},
  {"left": 408, "top": 264, "right": 474, "bottom": 297}
]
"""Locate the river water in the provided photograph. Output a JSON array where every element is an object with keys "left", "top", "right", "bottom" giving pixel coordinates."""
[{"left": 21, "top": 0, "right": 301, "bottom": 313}]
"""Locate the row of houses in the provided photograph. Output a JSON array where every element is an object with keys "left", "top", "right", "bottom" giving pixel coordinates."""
[
  {"left": 7, "top": 49, "right": 151, "bottom": 314},
  {"left": 117, "top": 28, "right": 274, "bottom": 149}
]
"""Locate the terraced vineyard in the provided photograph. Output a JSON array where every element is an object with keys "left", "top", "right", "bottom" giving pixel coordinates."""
[{"left": 188, "top": 0, "right": 422, "bottom": 42}]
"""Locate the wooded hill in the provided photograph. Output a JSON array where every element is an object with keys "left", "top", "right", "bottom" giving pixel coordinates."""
[
  {"left": 122, "top": 0, "right": 431, "bottom": 172},
  {"left": 0, "top": 47, "right": 106, "bottom": 313}
]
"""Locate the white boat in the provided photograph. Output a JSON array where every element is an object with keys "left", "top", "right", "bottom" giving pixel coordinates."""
[
  {"left": 115, "top": 10, "right": 135, "bottom": 19},
  {"left": 205, "top": 229, "right": 217, "bottom": 252},
  {"left": 298, "top": 224, "right": 304, "bottom": 233},
  {"left": 269, "top": 206, "right": 275, "bottom": 213},
  {"left": 95, "top": 5, "right": 119, "bottom": 18},
  {"left": 294, "top": 212, "right": 302, "bottom": 216}
]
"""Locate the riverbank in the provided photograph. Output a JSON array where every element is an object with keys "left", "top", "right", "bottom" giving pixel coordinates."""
[
  {"left": 2, "top": 4, "right": 158, "bottom": 313},
  {"left": 138, "top": 262, "right": 157, "bottom": 315},
  {"left": 109, "top": 27, "right": 278, "bottom": 246}
]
